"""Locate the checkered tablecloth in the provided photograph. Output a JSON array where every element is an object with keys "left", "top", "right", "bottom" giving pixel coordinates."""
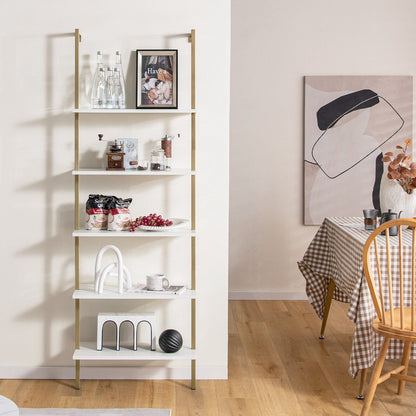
[{"left": 298, "top": 216, "right": 416, "bottom": 378}]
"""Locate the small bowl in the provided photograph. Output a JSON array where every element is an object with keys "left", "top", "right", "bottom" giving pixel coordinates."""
[{"left": 137, "top": 160, "right": 149, "bottom": 171}]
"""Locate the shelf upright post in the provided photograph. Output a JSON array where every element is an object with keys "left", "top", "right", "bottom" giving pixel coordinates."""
[
  {"left": 189, "top": 28, "right": 197, "bottom": 391},
  {"left": 74, "top": 28, "right": 82, "bottom": 390}
]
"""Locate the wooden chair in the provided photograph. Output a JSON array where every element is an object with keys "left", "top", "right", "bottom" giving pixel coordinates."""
[{"left": 361, "top": 218, "right": 416, "bottom": 416}]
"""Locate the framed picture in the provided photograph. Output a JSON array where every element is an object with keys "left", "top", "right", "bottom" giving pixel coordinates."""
[{"left": 136, "top": 49, "right": 178, "bottom": 109}]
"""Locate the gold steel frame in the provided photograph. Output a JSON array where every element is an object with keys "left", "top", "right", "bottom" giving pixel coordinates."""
[
  {"left": 189, "top": 28, "right": 197, "bottom": 391},
  {"left": 74, "top": 28, "right": 81, "bottom": 390}
]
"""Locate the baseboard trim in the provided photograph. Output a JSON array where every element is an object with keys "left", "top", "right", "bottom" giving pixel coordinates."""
[
  {"left": 0, "top": 365, "right": 227, "bottom": 380},
  {"left": 228, "top": 291, "right": 308, "bottom": 300}
]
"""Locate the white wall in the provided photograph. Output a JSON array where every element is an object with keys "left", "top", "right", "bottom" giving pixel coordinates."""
[
  {"left": 0, "top": 0, "right": 230, "bottom": 379},
  {"left": 229, "top": 0, "right": 416, "bottom": 299}
]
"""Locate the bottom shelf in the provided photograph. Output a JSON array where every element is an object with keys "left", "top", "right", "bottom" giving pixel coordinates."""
[{"left": 73, "top": 342, "right": 196, "bottom": 361}]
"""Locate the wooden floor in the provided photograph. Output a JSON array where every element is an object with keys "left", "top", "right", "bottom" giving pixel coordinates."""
[{"left": 1, "top": 300, "right": 416, "bottom": 415}]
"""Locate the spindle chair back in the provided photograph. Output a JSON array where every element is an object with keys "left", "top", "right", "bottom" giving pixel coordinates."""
[{"left": 361, "top": 218, "right": 416, "bottom": 416}]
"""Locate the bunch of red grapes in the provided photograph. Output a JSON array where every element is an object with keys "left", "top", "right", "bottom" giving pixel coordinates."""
[{"left": 129, "top": 213, "right": 173, "bottom": 232}]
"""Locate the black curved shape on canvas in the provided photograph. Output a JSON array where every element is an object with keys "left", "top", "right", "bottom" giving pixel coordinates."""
[
  {"left": 372, "top": 152, "right": 384, "bottom": 215},
  {"left": 317, "top": 89, "right": 380, "bottom": 131}
]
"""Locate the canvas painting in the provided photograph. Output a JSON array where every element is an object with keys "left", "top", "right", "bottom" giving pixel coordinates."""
[{"left": 304, "top": 76, "right": 413, "bottom": 225}]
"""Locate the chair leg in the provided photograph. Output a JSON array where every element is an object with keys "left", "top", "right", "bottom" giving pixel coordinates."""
[
  {"left": 360, "top": 337, "right": 390, "bottom": 416},
  {"left": 397, "top": 340, "right": 412, "bottom": 395},
  {"left": 357, "top": 368, "right": 368, "bottom": 400},
  {"left": 320, "top": 278, "right": 335, "bottom": 339}
]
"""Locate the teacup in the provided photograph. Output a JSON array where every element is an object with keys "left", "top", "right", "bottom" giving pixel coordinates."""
[{"left": 146, "top": 274, "right": 170, "bottom": 291}]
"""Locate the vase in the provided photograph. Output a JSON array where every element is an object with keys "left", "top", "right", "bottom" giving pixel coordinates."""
[{"left": 379, "top": 171, "right": 416, "bottom": 219}]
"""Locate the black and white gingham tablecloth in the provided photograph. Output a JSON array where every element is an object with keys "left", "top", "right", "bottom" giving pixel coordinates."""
[{"left": 298, "top": 216, "right": 416, "bottom": 378}]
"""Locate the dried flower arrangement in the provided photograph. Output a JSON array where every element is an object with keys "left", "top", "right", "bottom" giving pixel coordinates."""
[{"left": 382, "top": 139, "right": 416, "bottom": 194}]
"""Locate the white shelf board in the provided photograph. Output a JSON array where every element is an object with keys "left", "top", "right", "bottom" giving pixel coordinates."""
[
  {"left": 72, "top": 168, "right": 195, "bottom": 176},
  {"left": 73, "top": 108, "right": 195, "bottom": 114},
  {"left": 73, "top": 343, "right": 196, "bottom": 361},
  {"left": 73, "top": 229, "right": 195, "bottom": 237},
  {"left": 73, "top": 286, "right": 196, "bottom": 300}
]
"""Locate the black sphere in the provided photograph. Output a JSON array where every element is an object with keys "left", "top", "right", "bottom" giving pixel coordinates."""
[{"left": 159, "top": 329, "right": 183, "bottom": 353}]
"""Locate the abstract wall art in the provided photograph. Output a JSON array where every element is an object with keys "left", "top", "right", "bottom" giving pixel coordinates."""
[{"left": 304, "top": 76, "right": 413, "bottom": 225}]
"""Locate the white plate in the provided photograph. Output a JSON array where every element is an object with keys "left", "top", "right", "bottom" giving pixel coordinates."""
[{"left": 138, "top": 218, "right": 188, "bottom": 231}]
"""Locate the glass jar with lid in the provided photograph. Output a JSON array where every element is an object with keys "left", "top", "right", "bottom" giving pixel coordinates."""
[{"left": 150, "top": 146, "right": 166, "bottom": 171}]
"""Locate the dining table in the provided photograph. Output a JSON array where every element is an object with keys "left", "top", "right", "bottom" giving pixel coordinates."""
[{"left": 298, "top": 216, "right": 416, "bottom": 394}]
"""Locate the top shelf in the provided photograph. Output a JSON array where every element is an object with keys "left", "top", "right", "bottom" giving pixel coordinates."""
[{"left": 73, "top": 108, "right": 196, "bottom": 114}]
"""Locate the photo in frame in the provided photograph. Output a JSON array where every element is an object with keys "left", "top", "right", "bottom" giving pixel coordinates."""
[{"left": 136, "top": 49, "right": 178, "bottom": 109}]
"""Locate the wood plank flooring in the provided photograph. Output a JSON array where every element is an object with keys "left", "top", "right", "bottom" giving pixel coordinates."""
[{"left": 1, "top": 300, "right": 416, "bottom": 415}]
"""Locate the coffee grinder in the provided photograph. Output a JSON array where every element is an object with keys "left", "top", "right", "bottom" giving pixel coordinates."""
[{"left": 98, "top": 134, "right": 125, "bottom": 171}]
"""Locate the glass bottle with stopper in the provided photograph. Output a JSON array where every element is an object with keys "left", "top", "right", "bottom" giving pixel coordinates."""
[
  {"left": 91, "top": 51, "right": 105, "bottom": 108},
  {"left": 114, "top": 51, "right": 126, "bottom": 108},
  {"left": 113, "top": 68, "right": 124, "bottom": 109},
  {"left": 92, "top": 67, "right": 106, "bottom": 108},
  {"left": 105, "top": 67, "right": 115, "bottom": 109}
]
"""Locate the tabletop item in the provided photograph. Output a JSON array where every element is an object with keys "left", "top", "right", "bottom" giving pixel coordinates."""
[
  {"left": 363, "top": 209, "right": 378, "bottom": 231},
  {"left": 380, "top": 209, "right": 399, "bottom": 236},
  {"left": 129, "top": 213, "right": 174, "bottom": 232},
  {"left": 379, "top": 139, "right": 416, "bottom": 219},
  {"left": 112, "top": 68, "right": 124, "bottom": 109},
  {"left": 94, "top": 244, "right": 132, "bottom": 294},
  {"left": 85, "top": 194, "right": 110, "bottom": 230},
  {"left": 161, "top": 134, "right": 172, "bottom": 170},
  {"left": 114, "top": 51, "right": 126, "bottom": 108},
  {"left": 91, "top": 51, "right": 126, "bottom": 109},
  {"left": 97, "top": 312, "right": 156, "bottom": 351},
  {"left": 298, "top": 216, "right": 416, "bottom": 379},
  {"left": 146, "top": 274, "right": 169, "bottom": 291},
  {"left": 105, "top": 67, "right": 115, "bottom": 108},
  {"left": 106, "top": 139, "right": 125, "bottom": 171},
  {"left": 161, "top": 135, "right": 172, "bottom": 157},
  {"left": 360, "top": 218, "right": 416, "bottom": 415},
  {"left": 161, "top": 134, "right": 179, "bottom": 170},
  {"left": 150, "top": 146, "right": 166, "bottom": 171},
  {"left": 137, "top": 160, "right": 148, "bottom": 170},
  {"left": 107, "top": 196, "right": 132, "bottom": 231},
  {"left": 159, "top": 329, "right": 183, "bottom": 353},
  {"left": 91, "top": 51, "right": 105, "bottom": 108},
  {"left": 120, "top": 138, "right": 138, "bottom": 169},
  {"left": 138, "top": 218, "right": 185, "bottom": 232}
]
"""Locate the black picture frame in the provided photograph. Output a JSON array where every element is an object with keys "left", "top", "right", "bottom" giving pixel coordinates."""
[{"left": 136, "top": 49, "right": 178, "bottom": 109}]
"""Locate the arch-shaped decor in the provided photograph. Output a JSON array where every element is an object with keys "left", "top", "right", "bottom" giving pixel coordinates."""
[
  {"left": 97, "top": 313, "right": 156, "bottom": 351},
  {"left": 94, "top": 245, "right": 132, "bottom": 294}
]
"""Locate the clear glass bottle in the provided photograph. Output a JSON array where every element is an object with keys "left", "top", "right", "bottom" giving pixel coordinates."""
[
  {"left": 91, "top": 51, "right": 105, "bottom": 108},
  {"left": 113, "top": 68, "right": 124, "bottom": 109},
  {"left": 115, "top": 51, "right": 126, "bottom": 108},
  {"left": 92, "top": 67, "right": 106, "bottom": 108},
  {"left": 105, "top": 67, "right": 116, "bottom": 109}
]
